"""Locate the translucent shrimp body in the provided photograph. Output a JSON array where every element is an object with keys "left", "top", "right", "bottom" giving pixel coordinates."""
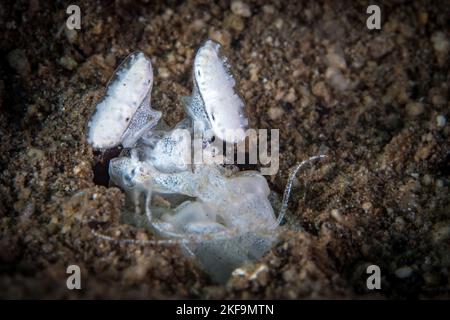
[{"left": 87, "top": 40, "right": 323, "bottom": 282}]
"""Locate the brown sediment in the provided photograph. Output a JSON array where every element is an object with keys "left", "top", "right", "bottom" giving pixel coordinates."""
[{"left": 0, "top": 0, "right": 449, "bottom": 299}]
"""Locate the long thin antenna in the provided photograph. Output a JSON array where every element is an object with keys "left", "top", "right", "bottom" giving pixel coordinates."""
[
  {"left": 277, "top": 155, "right": 327, "bottom": 226},
  {"left": 91, "top": 226, "right": 245, "bottom": 246},
  {"left": 91, "top": 229, "right": 187, "bottom": 245}
]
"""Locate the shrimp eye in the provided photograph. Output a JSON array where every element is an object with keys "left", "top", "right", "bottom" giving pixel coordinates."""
[{"left": 123, "top": 169, "right": 136, "bottom": 188}]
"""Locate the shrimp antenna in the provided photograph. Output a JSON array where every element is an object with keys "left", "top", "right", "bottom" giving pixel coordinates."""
[
  {"left": 91, "top": 229, "right": 189, "bottom": 245},
  {"left": 277, "top": 155, "right": 327, "bottom": 226},
  {"left": 90, "top": 226, "right": 250, "bottom": 246}
]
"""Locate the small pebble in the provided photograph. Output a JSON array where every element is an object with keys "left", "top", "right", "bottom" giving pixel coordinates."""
[
  {"left": 274, "top": 18, "right": 283, "bottom": 30},
  {"left": 395, "top": 266, "right": 413, "bottom": 279},
  {"left": 231, "top": 1, "right": 251, "bottom": 18},
  {"left": 362, "top": 202, "right": 372, "bottom": 212},
  {"left": 326, "top": 67, "right": 350, "bottom": 92},
  {"left": 423, "top": 273, "right": 439, "bottom": 286},
  {"left": 406, "top": 102, "right": 424, "bottom": 117},
  {"left": 27, "top": 148, "right": 44, "bottom": 160},
  {"left": 431, "top": 31, "right": 449, "bottom": 66},
  {"left": 7, "top": 49, "right": 31, "bottom": 77},
  {"left": 394, "top": 217, "right": 405, "bottom": 230},
  {"left": 312, "top": 81, "right": 329, "bottom": 99},
  {"left": 190, "top": 19, "right": 205, "bottom": 32},
  {"left": 416, "top": 145, "right": 431, "bottom": 160},
  {"left": 429, "top": 87, "right": 447, "bottom": 106},
  {"left": 91, "top": 21, "right": 103, "bottom": 35},
  {"left": 326, "top": 51, "right": 347, "bottom": 70},
  {"left": 268, "top": 106, "right": 284, "bottom": 120},
  {"left": 42, "top": 243, "right": 54, "bottom": 254},
  {"left": 331, "top": 209, "right": 344, "bottom": 224},
  {"left": 264, "top": 36, "right": 273, "bottom": 45},
  {"left": 255, "top": 269, "right": 269, "bottom": 286},
  {"left": 224, "top": 14, "right": 245, "bottom": 32},
  {"left": 232, "top": 268, "right": 248, "bottom": 277},
  {"left": 369, "top": 36, "right": 395, "bottom": 59},
  {"left": 282, "top": 268, "right": 296, "bottom": 282},
  {"left": 418, "top": 11, "right": 428, "bottom": 26},
  {"left": 65, "top": 28, "right": 78, "bottom": 44},
  {"left": 436, "top": 115, "right": 446, "bottom": 127},
  {"left": 73, "top": 165, "right": 82, "bottom": 175},
  {"left": 431, "top": 31, "right": 449, "bottom": 55},
  {"left": 422, "top": 174, "right": 433, "bottom": 186},
  {"left": 249, "top": 264, "right": 269, "bottom": 286},
  {"left": 248, "top": 64, "right": 259, "bottom": 82},
  {"left": 59, "top": 56, "right": 78, "bottom": 71},
  {"left": 284, "top": 88, "right": 297, "bottom": 103},
  {"left": 21, "top": 202, "right": 35, "bottom": 219},
  {"left": 262, "top": 5, "right": 275, "bottom": 15},
  {"left": 158, "top": 67, "right": 170, "bottom": 79},
  {"left": 432, "top": 222, "right": 450, "bottom": 243},
  {"left": 209, "top": 29, "right": 231, "bottom": 47},
  {"left": 162, "top": 8, "right": 174, "bottom": 21}
]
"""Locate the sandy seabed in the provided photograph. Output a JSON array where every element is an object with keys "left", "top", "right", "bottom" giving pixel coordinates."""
[{"left": 0, "top": 0, "right": 449, "bottom": 299}]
